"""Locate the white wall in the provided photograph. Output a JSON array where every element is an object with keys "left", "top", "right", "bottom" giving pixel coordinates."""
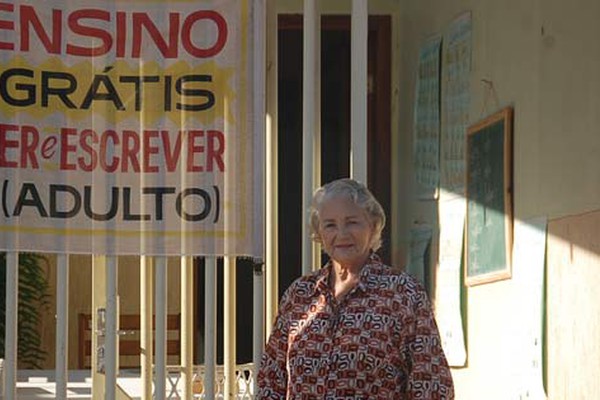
[{"left": 397, "top": 0, "right": 600, "bottom": 398}]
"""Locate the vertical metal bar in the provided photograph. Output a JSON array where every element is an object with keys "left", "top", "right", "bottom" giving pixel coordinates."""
[
  {"left": 181, "top": 256, "right": 194, "bottom": 399},
  {"left": 91, "top": 256, "right": 105, "bottom": 399},
  {"left": 140, "top": 256, "right": 153, "bottom": 400},
  {"left": 224, "top": 256, "right": 237, "bottom": 399},
  {"left": 204, "top": 257, "right": 217, "bottom": 400},
  {"left": 4, "top": 252, "right": 18, "bottom": 400},
  {"left": 351, "top": 0, "right": 369, "bottom": 183},
  {"left": 302, "top": 0, "right": 321, "bottom": 275},
  {"left": 105, "top": 256, "right": 118, "bottom": 400},
  {"left": 253, "top": 263, "right": 265, "bottom": 394},
  {"left": 55, "top": 254, "right": 69, "bottom": 399},
  {"left": 154, "top": 256, "right": 167, "bottom": 400},
  {"left": 253, "top": 1, "right": 267, "bottom": 389},
  {"left": 252, "top": 0, "right": 267, "bottom": 274},
  {"left": 265, "top": 0, "right": 279, "bottom": 334}
]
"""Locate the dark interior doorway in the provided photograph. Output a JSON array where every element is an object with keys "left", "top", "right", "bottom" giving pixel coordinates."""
[
  {"left": 193, "top": 14, "right": 392, "bottom": 364},
  {"left": 278, "top": 15, "right": 392, "bottom": 298},
  {"left": 194, "top": 257, "right": 255, "bottom": 364}
]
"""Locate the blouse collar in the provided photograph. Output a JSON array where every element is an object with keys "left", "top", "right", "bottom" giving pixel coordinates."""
[{"left": 314, "top": 252, "right": 382, "bottom": 296}]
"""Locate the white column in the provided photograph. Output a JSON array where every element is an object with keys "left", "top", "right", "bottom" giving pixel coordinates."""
[
  {"left": 265, "top": 0, "right": 279, "bottom": 334},
  {"left": 253, "top": 0, "right": 267, "bottom": 387},
  {"left": 140, "top": 256, "right": 153, "bottom": 400},
  {"left": 55, "top": 254, "right": 69, "bottom": 399},
  {"left": 104, "top": 256, "right": 118, "bottom": 400},
  {"left": 3, "top": 252, "right": 18, "bottom": 400},
  {"left": 91, "top": 256, "right": 106, "bottom": 399},
  {"left": 252, "top": 0, "right": 266, "bottom": 312},
  {"left": 224, "top": 256, "right": 236, "bottom": 399},
  {"left": 181, "top": 256, "right": 194, "bottom": 399},
  {"left": 302, "top": 0, "right": 321, "bottom": 275},
  {"left": 154, "top": 256, "right": 168, "bottom": 400},
  {"left": 204, "top": 257, "right": 217, "bottom": 400},
  {"left": 351, "top": 0, "right": 369, "bottom": 183}
]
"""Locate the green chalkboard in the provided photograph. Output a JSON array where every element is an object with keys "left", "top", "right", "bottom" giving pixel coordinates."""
[{"left": 465, "top": 107, "right": 513, "bottom": 286}]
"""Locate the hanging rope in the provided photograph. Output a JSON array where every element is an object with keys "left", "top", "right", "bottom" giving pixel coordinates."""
[{"left": 480, "top": 79, "right": 500, "bottom": 117}]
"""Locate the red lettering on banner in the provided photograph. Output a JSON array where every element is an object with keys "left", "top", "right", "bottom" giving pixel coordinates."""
[
  {"left": 41, "top": 136, "right": 57, "bottom": 159},
  {"left": 0, "top": 124, "right": 39, "bottom": 168},
  {"left": 163, "top": 130, "right": 182, "bottom": 172},
  {"left": 132, "top": 13, "right": 179, "bottom": 58},
  {"left": 0, "top": 124, "right": 226, "bottom": 174},
  {"left": 66, "top": 9, "right": 112, "bottom": 57},
  {"left": 143, "top": 130, "right": 160, "bottom": 173},
  {"left": 207, "top": 130, "right": 225, "bottom": 172},
  {"left": 78, "top": 129, "right": 98, "bottom": 172},
  {"left": 187, "top": 130, "right": 205, "bottom": 172},
  {"left": 116, "top": 11, "right": 126, "bottom": 57},
  {"left": 0, "top": 123, "right": 19, "bottom": 167},
  {"left": 99, "top": 130, "right": 119, "bottom": 173},
  {"left": 21, "top": 125, "right": 39, "bottom": 168},
  {"left": 0, "top": 3, "right": 228, "bottom": 58},
  {"left": 122, "top": 130, "right": 141, "bottom": 173},
  {"left": 20, "top": 5, "right": 62, "bottom": 54},
  {"left": 60, "top": 128, "right": 77, "bottom": 170},
  {"left": 0, "top": 3, "right": 15, "bottom": 50},
  {"left": 181, "top": 11, "right": 227, "bottom": 58}
]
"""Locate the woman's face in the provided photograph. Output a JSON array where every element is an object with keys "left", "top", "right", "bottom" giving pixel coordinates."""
[{"left": 317, "top": 195, "right": 375, "bottom": 270}]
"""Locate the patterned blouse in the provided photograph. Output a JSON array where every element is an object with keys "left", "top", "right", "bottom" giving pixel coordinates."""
[{"left": 257, "top": 256, "right": 454, "bottom": 399}]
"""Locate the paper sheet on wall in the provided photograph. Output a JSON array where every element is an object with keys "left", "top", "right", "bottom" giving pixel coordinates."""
[
  {"left": 407, "top": 224, "right": 433, "bottom": 285},
  {"left": 435, "top": 192, "right": 467, "bottom": 366},
  {"left": 509, "top": 217, "right": 548, "bottom": 399},
  {"left": 413, "top": 36, "right": 442, "bottom": 200},
  {"left": 441, "top": 11, "right": 472, "bottom": 195}
]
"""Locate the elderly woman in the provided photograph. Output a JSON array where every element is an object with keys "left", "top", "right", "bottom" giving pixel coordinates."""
[{"left": 257, "top": 178, "right": 454, "bottom": 399}]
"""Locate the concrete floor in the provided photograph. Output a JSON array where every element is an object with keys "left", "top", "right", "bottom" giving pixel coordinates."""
[
  {"left": 6, "top": 368, "right": 253, "bottom": 399},
  {"left": 12, "top": 370, "right": 92, "bottom": 399},
  {"left": 9, "top": 370, "right": 178, "bottom": 399}
]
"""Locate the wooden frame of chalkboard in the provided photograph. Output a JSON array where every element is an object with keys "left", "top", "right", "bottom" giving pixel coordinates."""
[{"left": 465, "top": 107, "right": 513, "bottom": 286}]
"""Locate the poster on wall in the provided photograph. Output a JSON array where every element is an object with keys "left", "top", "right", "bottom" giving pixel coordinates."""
[
  {"left": 435, "top": 192, "right": 467, "bottom": 366},
  {"left": 406, "top": 223, "right": 433, "bottom": 287},
  {"left": 440, "top": 11, "right": 472, "bottom": 195},
  {"left": 413, "top": 35, "right": 441, "bottom": 200},
  {"left": 509, "top": 217, "right": 547, "bottom": 399},
  {"left": 0, "top": 1, "right": 263, "bottom": 257}
]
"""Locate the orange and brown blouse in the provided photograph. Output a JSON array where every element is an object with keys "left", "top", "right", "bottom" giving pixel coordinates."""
[{"left": 257, "top": 257, "right": 454, "bottom": 399}]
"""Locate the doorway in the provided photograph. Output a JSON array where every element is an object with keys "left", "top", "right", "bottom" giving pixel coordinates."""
[
  {"left": 193, "top": 14, "right": 392, "bottom": 364},
  {"left": 278, "top": 15, "right": 392, "bottom": 296}
]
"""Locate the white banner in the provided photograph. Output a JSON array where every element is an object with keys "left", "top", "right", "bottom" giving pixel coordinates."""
[{"left": 0, "top": 0, "right": 263, "bottom": 257}]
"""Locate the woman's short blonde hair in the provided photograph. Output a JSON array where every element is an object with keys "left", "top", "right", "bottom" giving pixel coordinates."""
[{"left": 309, "top": 178, "right": 386, "bottom": 252}]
